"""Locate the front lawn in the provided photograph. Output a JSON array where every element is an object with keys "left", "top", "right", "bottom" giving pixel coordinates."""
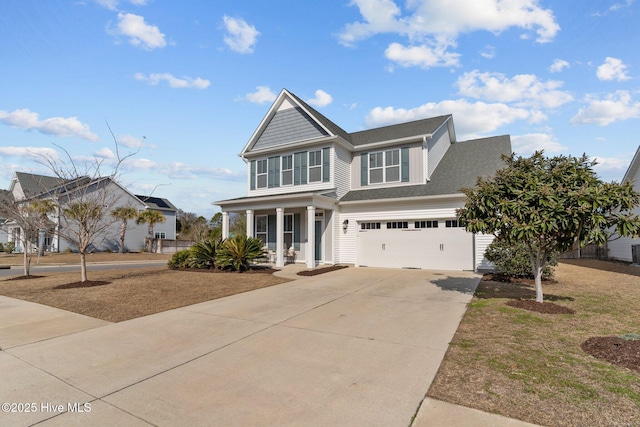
[
  {"left": 428, "top": 260, "right": 640, "bottom": 427},
  {"left": 0, "top": 267, "right": 290, "bottom": 322}
]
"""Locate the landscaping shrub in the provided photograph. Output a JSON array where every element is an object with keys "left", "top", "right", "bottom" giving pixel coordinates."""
[
  {"left": 217, "top": 234, "right": 264, "bottom": 272},
  {"left": 485, "top": 239, "right": 556, "bottom": 279},
  {"left": 168, "top": 249, "right": 192, "bottom": 269},
  {"left": 3, "top": 242, "right": 15, "bottom": 253},
  {"left": 189, "top": 238, "right": 221, "bottom": 270}
]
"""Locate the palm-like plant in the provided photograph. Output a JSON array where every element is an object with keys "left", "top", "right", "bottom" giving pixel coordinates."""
[
  {"left": 110, "top": 206, "right": 138, "bottom": 253},
  {"left": 136, "top": 210, "right": 166, "bottom": 237},
  {"left": 217, "top": 234, "right": 264, "bottom": 272},
  {"left": 189, "top": 238, "right": 221, "bottom": 269}
]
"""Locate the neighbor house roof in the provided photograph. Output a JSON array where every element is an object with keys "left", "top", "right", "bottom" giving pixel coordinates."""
[
  {"left": 12, "top": 172, "right": 68, "bottom": 199},
  {"left": 135, "top": 195, "right": 177, "bottom": 212},
  {"left": 621, "top": 145, "right": 640, "bottom": 184},
  {"left": 340, "top": 135, "right": 512, "bottom": 202}
]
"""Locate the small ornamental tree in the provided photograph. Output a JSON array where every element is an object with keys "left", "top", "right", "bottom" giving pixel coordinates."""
[{"left": 457, "top": 151, "right": 640, "bottom": 303}]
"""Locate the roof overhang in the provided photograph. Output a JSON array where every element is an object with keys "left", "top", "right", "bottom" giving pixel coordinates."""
[
  {"left": 352, "top": 133, "right": 432, "bottom": 152},
  {"left": 216, "top": 191, "right": 338, "bottom": 212},
  {"left": 338, "top": 192, "right": 465, "bottom": 206}
]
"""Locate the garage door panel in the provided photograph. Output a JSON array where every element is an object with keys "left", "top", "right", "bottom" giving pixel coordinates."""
[{"left": 358, "top": 220, "right": 473, "bottom": 270}]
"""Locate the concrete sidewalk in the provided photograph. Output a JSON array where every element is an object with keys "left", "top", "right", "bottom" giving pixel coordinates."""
[{"left": 0, "top": 266, "right": 539, "bottom": 426}]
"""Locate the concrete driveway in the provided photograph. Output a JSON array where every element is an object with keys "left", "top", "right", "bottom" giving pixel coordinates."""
[{"left": 0, "top": 266, "right": 484, "bottom": 426}]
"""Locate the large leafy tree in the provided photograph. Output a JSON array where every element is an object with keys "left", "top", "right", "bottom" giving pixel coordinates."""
[
  {"left": 458, "top": 151, "right": 640, "bottom": 303},
  {"left": 110, "top": 206, "right": 139, "bottom": 253}
]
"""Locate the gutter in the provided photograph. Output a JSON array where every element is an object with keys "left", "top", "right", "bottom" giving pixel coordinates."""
[
  {"left": 339, "top": 192, "right": 465, "bottom": 206},
  {"left": 352, "top": 134, "right": 432, "bottom": 152}
]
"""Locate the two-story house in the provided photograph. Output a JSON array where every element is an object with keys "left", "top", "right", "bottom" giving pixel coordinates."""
[{"left": 216, "top": 89, "right": 512, "bottom": 270}]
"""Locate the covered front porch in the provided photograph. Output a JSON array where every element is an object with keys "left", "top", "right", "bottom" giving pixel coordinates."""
[{"left": 216, "top": 191, "right": 337, "bottom": 269}]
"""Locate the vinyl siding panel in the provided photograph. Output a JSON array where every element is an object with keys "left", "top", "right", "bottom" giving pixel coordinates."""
[
  {"left": 334, "top": 145, "right": 351, "bottom": 199},
  {"left": 252, "top": 107, "right": 329, "bottom": 151},
  {"left": 474, "top": 233, "right": 495, "bottom": 270},
  {"left": 608, "top": 170, "right": 640, "bottom": 262},
  {"left": 427, "top": 125, "right": 451, "bottom": 179}
]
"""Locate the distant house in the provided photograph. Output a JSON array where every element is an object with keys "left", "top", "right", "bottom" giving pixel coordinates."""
[
  {"left": 607, "top": 146, "right": 640, "bottom": 263},
  {"left": 216, "top": 89, "right": 511, "bottom": 270},
  {"left": 3, "top": 172, "right": 176, "bottom": 253}
]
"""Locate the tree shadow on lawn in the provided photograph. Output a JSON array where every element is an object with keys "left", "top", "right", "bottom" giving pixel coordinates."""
[{"left": 475, "top": 275, "right": 574, "bottom": 302}]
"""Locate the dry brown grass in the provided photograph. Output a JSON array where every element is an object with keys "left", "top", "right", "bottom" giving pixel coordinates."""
[
  {"left": 0, "top": 261, "right": 290, "bottom": 322},
  {"left": 428, "top": 260, "right": 640, "bottom": 427},
  {"left": 0, "top": 251, "right": 172, "bottom": 266}
]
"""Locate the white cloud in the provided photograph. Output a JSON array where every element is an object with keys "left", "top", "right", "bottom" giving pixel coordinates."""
[
  {"left": 0, "top": 146, "right": 59, "bottom": 160},
  {"left": 480, "top": 45, "right": 495, "bottom": 59},
  {"left": 94, "top": 147, "right": 115, "bottom": 159},
  {"left": 365, "top": 99, "right": 535, "bottom": 139},
  {"left": 123, "top": 158, "right": 244, "bottom": 181},
  {"left": 134, "top": 72, "right": 210, "bottom": 89},
  {"left": 243, "top": 86, "right": 277, "bottom": 104},
  {"left": 384, "top": 42, "right": 460, "bottom": 69},
  {"left": 0, "top": 109, "right": 99, "bottom": 141},
  {"left": 549, "top": 59, "right": 570, "bottom": 73},
  {"left": 222, "top": 16, "right": 259, "bottom": 54},
  {"left": 456, "top": 70, "right": 573, "bottom": 108},
  {"left": 511, "top": 133, "right": 567, "bottom": 156},
  {"left": 306, "top": 90, "right": 333, "bottom": 107},
  {"left": 95, "top": 0, "right": 148, "bottom": 11},
  {"left": 339, "top": 0, "right": 560, "bottom": 50},
  {"left": 112, "top": 13, "right": 166, "bottom": 50},
  {"left": 596, "top": 57, "right": 630, "bottom": 81},
  {"left": 117, "top": 134, "right": 155, "bottom": 149},
  {"left": 571, "top": 91, "right": 640, "bottom": 126}
]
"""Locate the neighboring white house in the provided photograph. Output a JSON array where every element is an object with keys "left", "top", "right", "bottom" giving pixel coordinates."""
[
  {"left": 607, "top": 145, "right": 640, "bottom": 263},
  {"left": 3, "top": 172, "right": 177, "bottom": 253},
  {"left": 216, "top": 89, "right": 511, "bottom": 271}
]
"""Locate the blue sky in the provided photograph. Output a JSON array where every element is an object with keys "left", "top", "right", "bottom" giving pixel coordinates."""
[{"left": 1, "top": 0, "right": 639, "bottom": 219}]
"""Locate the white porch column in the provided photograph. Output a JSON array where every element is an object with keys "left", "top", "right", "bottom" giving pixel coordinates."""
[
  {"left": 246, "top": 210, "right": 254, "bottom": 238},
  {"left": 221, "top": 212, "right": 229, "bottom": 239},
  {"left": 306, "top": 205, "right": 316, "bottom": 269},
  {"left": 276, "top": 208, "right": 284, "bottom": 267}
]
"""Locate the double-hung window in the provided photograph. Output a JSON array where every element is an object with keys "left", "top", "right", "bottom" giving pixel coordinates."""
[
  {"left": 256, "top": 215, "right": 268, "bottom": 245},
  {"left": 281, "top": 155, "right": 293, "bottom": 186},
  {"left": 256, "top": 159, "right": 268, "bottom": 189},
  {"left": 308, "top": 150, "right": 322, "bottom": 182},
  {"left": 369, "top": 149, "right": 399, "bottom": 184},
  {"left": 369, "top": 152, "right": 384, "bottom": 184},
  {"left": 385, "top": 150, "right": 400, "bottom": 182}
]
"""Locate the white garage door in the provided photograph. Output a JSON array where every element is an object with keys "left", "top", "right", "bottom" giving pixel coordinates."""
[{"left": 357, "top": 219, "right": 473, "bottom": 270}]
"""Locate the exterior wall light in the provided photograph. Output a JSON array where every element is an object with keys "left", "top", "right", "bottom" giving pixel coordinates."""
[{"left": 342, "top": 219, "right": 349, "bottom": 230}]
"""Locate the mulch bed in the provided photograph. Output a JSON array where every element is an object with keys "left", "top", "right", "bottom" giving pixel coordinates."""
[
  {"left": 297, "top": 265, "right": 349, "bottom": 276},
  {"left": 4, "top": 275, "right": 46, "bottom": 281},
  {"left": 482, "top": 272, "right": 558, "bottom": 286},
  {"left": 171, "top": 266, "right": 279, "bottom": 274},
  {"left": 54, "top": 281, "right": 111, "bottom": 289},
  {"left": 506, "top": 299, "right": 576, "bottom": 314},
  {"left": 581, "top": 336, "right": 640, "bottom": 373}
]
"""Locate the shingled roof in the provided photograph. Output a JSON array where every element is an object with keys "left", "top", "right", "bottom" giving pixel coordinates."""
[
  {"left": 13, "top": 172, "right": 68, "bottom": 199},
  {"left": 340, "top": 135, "right": 512, "bottom": 202}
]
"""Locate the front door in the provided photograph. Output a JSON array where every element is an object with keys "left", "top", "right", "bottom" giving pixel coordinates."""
[{"left": 314, "top": 220, "right": 322, "bottom": 262}]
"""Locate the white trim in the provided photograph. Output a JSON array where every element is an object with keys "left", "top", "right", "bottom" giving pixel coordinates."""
[
  {"left": 339, "top": 193, "right": 465, "bottom": 206},
  {"left": 352, "top": 134, "right": 431, "bottom": 152}
]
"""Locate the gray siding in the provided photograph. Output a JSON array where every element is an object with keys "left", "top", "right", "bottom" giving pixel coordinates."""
[
  {"left": 252, "top": 107, "right": 329, "bottom": 151},
  {"left": 427, "top": 124, "right": 451, "bottom": 179},
  {"left": 334, "top": 145, "right": 351, "bottom": 199}
]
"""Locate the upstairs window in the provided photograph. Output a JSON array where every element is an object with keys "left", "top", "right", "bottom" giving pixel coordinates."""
[
  {"left": 282, "top": 155, "right": 293, "bottom": 186},
  {"left": 362, "top": 147, "right": 408, "bottom": 186},
  {"left": 309, "top": 150, "right": 322, "bottom": 182},
  {"left": 256, "top": 159, "right": 267, "bottom": 189}
]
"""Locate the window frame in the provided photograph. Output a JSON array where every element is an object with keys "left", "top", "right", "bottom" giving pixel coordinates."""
[
  {"left": 308, "top": 149, "right": 322, "bottom": 183},
  {"left": 256, "top": 159, "right": 268, "bottom": 189},
  {"left": 368, "top": 148, "right": 400, "bottom": 184},
  {"left": 281, "top": 155, "right": 293, "bottom": 186},
  {"left": 256, "top": 215, "right": 268, "bottom": 245}
]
